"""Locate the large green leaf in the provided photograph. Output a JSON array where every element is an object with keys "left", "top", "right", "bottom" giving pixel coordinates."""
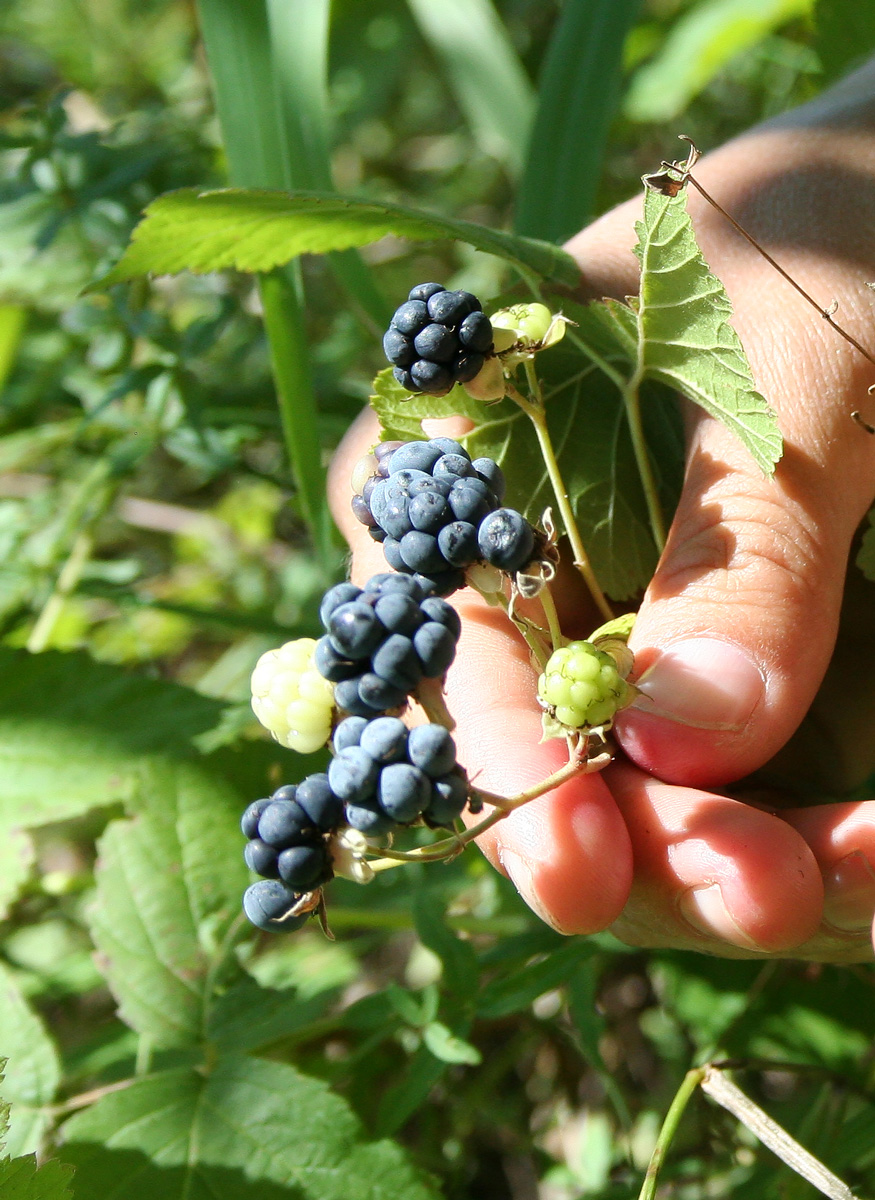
[
  {"left": 87, "top": 759, "right": 249, "bottom": 1049},
  {"left": 0, "top": 1065, "right": 72, "bottom": 1200},
  {"left": 0, "top": 649, "right": 225, "bottom": 917},
  {"left": 625, "top": 0, "right": 814, "bottom": 122},
  {"left": 95, "top": 189, "right": 581, "bottom": 289},
  {"left": 60, "top": 1056, "right": 440, "bottom": 1200},
  {"left": 610, "top": 187, "right": 782, "bottom": 475},
  {"left": 0, "top": 965, "right": 61, "bottom": 1158}
]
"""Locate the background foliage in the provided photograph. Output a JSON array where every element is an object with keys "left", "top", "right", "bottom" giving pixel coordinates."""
[{"left": 1, "top": 1, "right": 874, "bottom": 1197}]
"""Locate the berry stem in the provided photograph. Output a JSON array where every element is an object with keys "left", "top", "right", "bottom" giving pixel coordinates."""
[
  {"left": 367, "top": 750, "right": 607, "bottom": 870},
  {"left": 539, "top": 582, "right": 563, "bottom": 652},
  {"left": 618, "top": 371, "right": 668, "bottom": 553},
  {"left": 638, "top": 1066, "right": 707, "bottom": 1200},
  {"left": 506, "top": 368, "right": 614, "bottom": 622}
]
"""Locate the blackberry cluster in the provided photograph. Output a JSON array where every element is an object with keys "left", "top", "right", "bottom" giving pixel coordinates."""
[
  {"left": 314, "top": 572, "right": 461, "bottom": 717},
  {"left": 241, "top": 774, "right": 342, "bottom": 932},
  {"left": 351, "top": 438, "right": 536, "bottom": 591},
  {"left": 330, "top": 715, "right": 468, "bottom": 834},
  {"left": 383, "top": 282, "right": 494, "bottom": 396}
]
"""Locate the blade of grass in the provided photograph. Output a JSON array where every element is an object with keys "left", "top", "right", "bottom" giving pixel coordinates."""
[
  {"left": 406, "top": 0, "right": 535, "bottom": 176},
  {"left": 266, "top": 0, "right": 388, "bottom": 329},
  {"left": 195, "top": 0, "right": 335, "bottom": 564},
  {"left": 515, "top": 0, "right": 641, "bottom": 243}
]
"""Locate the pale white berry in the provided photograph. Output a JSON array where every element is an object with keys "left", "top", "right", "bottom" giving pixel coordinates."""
[{"left": 251, "top": 638, "right": 335, "bottom": 754}]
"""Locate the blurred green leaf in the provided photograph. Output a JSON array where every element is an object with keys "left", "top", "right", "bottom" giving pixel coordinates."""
[
  {"left": 815, "top": 0, "right": 875, "bottom": 82},
  {"left": 407, "top": 0, "right": 535, "bottom": 175},
  {"left": 87, "top": 758, "right": 248, "bottom": 1049},
  {"left": 605, "top": 187, "right": 783, "bottom": 474},
  {"left": 60, "top": 1056, "right": 441, "bottom": 1200},
  {"left": 422, "top": 1021, "right": 481, "bottom": 1066},
  {"left": 0, "top": 963, "right": 61, "bottom": 1158},
  {"left": 0, "top": 1154, "right": 73, "bottom": 1199},
  {"left": 412, "top": 893, "right": 479, "bottom": 1003},
  {"left": 625, "top": 0, "right": 814, "bottom": 122},
  {"left": 477, "top": 942, "right": 584, "bottom": 1019},
  {"left": 95, "top": 189, "right": 581, "bottom": 289},
  {"left": 516, "top": 0, "right": 641, "bottom": 241}
]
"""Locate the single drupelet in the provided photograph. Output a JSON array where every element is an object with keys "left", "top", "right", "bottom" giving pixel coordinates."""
[{"left": 383, "top": 282, "right": 494, "bottom": 396}]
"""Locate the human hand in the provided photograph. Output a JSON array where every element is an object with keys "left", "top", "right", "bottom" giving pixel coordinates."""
[{"left": 330, "top": 63, "right": 875, "bottom": 961}]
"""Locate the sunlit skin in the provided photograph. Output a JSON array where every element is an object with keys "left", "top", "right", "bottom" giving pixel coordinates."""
[{"left": 330, "top": 59, "right": 875, "bottom": 962}]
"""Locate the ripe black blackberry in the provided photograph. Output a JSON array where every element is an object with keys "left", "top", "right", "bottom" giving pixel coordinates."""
[
  {"left": 329, "top": 715, "right": 470, "bottom": 832},
  {"left": 314, "top": 572, "right": 462, "bottom": 717},
  {"left": 350, "top": 438, "right": 537, "bottom": 585},
  {"left": 383, "top": 283, "right": 494, "bottom": 396}
]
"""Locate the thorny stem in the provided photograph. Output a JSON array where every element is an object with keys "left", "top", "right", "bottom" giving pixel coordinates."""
[
  {"left": 506, "top": 370, "right": 613, "bottom": 622},
  {"left": 367, "top": 752, "right": 600, "bottom": 870}
]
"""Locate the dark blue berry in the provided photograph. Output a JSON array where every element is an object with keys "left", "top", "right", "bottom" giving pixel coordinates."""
[
  {"left": 277, "top": 844, "right": 330, "bottom": 890},
  {"left": 258, "top": 799, "right": 316, "bottom": 848},
  {"left": 244, "top": 838, "right": 280, "bottom": 878},
  {"left": 410, "top": 360, "right": 453, "bottom": 395},
  {"left": 372, "top": 633, "right": 423, "bottom": 690},
  {"left": 374, "top": 592, "right": 424, "bottom": 635},
  {"left": 333, "top": 676, "right": 374, "bottom": 717},
  {"left": 358, "top": 672, "right": 408, "bottom": 711},
  {"left": 320, "top": 583, "right": 362, "bottom": 629},
  {"left": 408, "top": 282, "right": 445, "bottom": 303},
  {"left": 472, "top": 458, "right": 506, "bottom": 502},
  {"left": 425, "top": 769, "right": 469, "bottom": 827},
  {"left": 328, "top": 746, "right": 380, "bottom": 804},
  {"left": 437, "top": 520, "right": 479, "bottom": 567},
  {"left": 243, "top": 880, "right": 306, "bottom": 933},
  {"left": 427, "top": 290, "right": 476, "bottom": 325},
  {"left": 393, "top": 366, "right": 416, "bottom": 391},
  {"left": 296, "top": 773, "right": 344, "bottom": 831},
  {"left": 378, "top": 762, "right": 430, "bottom": 822},
  {"left": 407, "top": 725, "right": 456, "bottom": 778},
  {"left": 399, "top": 530, "right": 445, "bottom": 574},
  {"left": 408, "top": 489, "right": 450, "bottom": 534},
  {"left": 241, "top": 798, "right": 273, "bottom": 840},
  {"left": 360, "top": 716, "right": 409, "bottom": 764},
  {"left": 458, "top": 311, "right": 493, "bottom": 352},
  {"left": 419, "top": 596, "right": 462, "bottom": 638},
  {"left": 333, "top": 715, "right": 369, "bottom": 752},
  {"left": 477, "top": 508, "right": 535, "bottom": 572},
  {"left": 328, "top": 601, "right": 383, "bottom": 660},
  {"left": 387, "top": 441, "right": 444, "bottom": 475},
  {"left": 391, "top": 300, "right": 429, "bottom": 335},
  {"left": 383, "top": 328, "right": 416, "bottom": 366},
  {"left": 414, "top": 621, "right": 458, "bottom": 676},
  {"left": 453, "top": 353, "right": 485, "bottom": 383},
  {"left": 413, "top": 323, "right": 459, "bottom": 363},
  {"left": 314, "top": 634, "right": 359, "bottom": 682}
]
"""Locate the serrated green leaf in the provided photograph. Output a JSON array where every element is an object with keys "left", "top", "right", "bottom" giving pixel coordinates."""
[
  {"left": 0, "top": 964, "right": 61, "bottom": 1158},
  {"left": 0, "top": 1155, "right": 73, "bottom": 1200},
  {"left": 620, "top": 187, "right": 782, "bottom": 474},
  {"left": 96, "top": 189, "right": 580, "bottom": 289},
  {"left": 206, "top": 978, "right": 332, "bottom": 1055},
  {"left": 0, "top": 649, "right": 226, "bottom": 917},
  {"left": 87, "top": 759, "right": 249, "bottom": 1049},
  {"left": 60, "top": 1056, "right": 440, "bottom": 1200}
]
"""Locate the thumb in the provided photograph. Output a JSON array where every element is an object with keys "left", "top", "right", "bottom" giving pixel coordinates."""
[{"left": 574, "top": 126, "right": 875, "bottom": 788}]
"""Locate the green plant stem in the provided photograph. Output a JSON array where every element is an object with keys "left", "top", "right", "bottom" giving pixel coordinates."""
[
  {"left": 27, "top": 530, "right": 94, "bottom": 653},
  {"left": 638, "top": 1066, "right": 706, "bottom": 1200},
  {"left": 508, "top": 369, "right": 613, "bottom": 622},
  {"left": 620, "top": 372, "right": 667, "bottom": 553},
  {"left": 368, "top": 753, "right": 598, "bottom": 870},
  {"left": 259, "top": 268, "right": 334, "bottom": 563},
  {"left": 539, "top": 583, "right": 563, "bottom": 652}
]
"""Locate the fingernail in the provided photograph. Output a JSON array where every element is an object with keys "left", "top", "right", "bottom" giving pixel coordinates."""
[
  {"left": 499, "top": 848, "right": 558, "bottom": 931},
  {"left": 632, "top": 638, "right": 765, "bottom": 730},
  {"left": 822, "top": 851, "right": 875, "bottom": 933},
  {"left": 677, "top": 883, "right": 768, "bottom": 951}
]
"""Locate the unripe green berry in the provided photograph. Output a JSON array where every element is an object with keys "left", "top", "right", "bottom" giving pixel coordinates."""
[
  {"left": 538, "top": 640, "right": 631, "bottom": 731},
  {"left": 251, "top": 638, "right": 335, "bottom": 753}
]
